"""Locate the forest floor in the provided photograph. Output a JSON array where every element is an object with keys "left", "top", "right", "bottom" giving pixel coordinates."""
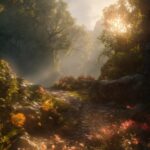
[{"left": 12, "top": 90, "right": 150, "bottom": 150}]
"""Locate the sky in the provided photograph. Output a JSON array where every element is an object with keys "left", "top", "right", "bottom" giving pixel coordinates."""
[{"left": 64, "top": 0, "right": 117, "bottom": 30}]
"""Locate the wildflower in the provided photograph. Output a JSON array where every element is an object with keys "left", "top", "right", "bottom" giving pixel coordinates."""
[
  {"left": 41, "top": 100, "right": 54, "bottom": 111},
  {"left": 120, "top": 120, "right": 135, "bottom": 131},
  {"left": 11, "top": 113, "right": 26, "bottom": 127}
]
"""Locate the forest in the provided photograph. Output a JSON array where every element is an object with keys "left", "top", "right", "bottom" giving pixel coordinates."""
[{"left": 0, "top": 0, "right": 150, "bottom": 149}]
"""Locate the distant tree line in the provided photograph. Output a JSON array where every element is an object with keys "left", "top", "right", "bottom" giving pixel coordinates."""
[{"left": 0, "top": 0, "right": 76, "bottom": 76}]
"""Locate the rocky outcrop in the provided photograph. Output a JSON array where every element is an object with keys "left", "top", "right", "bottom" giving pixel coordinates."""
[{"left": 91, "top": 74, "right": 146, "bottom": 104}]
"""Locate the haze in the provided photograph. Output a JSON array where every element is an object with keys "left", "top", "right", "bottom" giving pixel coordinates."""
[{"left": 64, "top": 0, "right": 117, "bottom": 30}]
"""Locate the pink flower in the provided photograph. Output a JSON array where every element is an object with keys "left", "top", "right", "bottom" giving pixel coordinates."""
[{"left": 120, "top": 120, "right": 135, "bottom": 131}]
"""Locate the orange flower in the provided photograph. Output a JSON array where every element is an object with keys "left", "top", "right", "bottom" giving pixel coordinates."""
[
  {"left": 41, "top": 100, "right": 54, "bottom": 111},
  {"left": 11, "top": 113, "right": 26, "bottom": 127}
]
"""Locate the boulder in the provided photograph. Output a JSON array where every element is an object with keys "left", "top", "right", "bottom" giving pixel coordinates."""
[{"left": 91, "top": 74, "right": 145, "bottom": 104}]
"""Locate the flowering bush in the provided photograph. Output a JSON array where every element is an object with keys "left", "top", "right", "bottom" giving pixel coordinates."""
[
  {"left": 0, "top": 59, "right": 18, "bottom": 102},
  {"left": 52, "top": 75, "right": 95, "bottom": 90}
]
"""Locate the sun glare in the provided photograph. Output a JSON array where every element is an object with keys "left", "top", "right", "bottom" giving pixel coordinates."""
[{"left": 109, "top": 17, "right": 131, "bottom": 34}]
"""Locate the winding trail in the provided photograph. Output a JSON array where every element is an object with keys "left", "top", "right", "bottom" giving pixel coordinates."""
[{"left": 12, "top": 90, "right": 150, "bottom": 150}]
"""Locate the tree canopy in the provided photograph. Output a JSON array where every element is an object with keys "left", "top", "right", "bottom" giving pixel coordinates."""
[
  {"left": 0, "top": 0, "right": 75, "bottom": 76},
  {"left": 100, "top": 0, "right": 150, "bottom": 80}
]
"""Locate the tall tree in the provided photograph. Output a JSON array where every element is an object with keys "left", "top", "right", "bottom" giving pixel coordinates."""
[
  {"left": 0, "top": 0, "right": 74, "bottom": 76},
  {"left": 99, "top": 0, "right": 150, "bottom": 80}
]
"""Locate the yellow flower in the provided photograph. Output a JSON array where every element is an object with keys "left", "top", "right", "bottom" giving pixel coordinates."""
[
  {"left": 11, "top": 113, "right": 26, "bottom": 127},
  {"left": 41, "top": 100, "right": 54, "bottom": 112}
]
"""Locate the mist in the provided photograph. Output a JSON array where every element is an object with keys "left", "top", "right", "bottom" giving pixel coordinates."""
[
  {"left": 64, "top": 0, "right": 117, "bottom": 30},
  {"left": 25, "top": 21, "right": 107, "bottom": 86},
  {"left": 0, "top": 0, "right": 112, "bottom": 86}
]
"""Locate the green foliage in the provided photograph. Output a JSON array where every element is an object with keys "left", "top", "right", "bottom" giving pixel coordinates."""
[
  {"left": 0, "top": 60, "right": 85, "bottom": 149},
  {"left": 0, "top": 59, "right": 18, "bottom": 102},
  {"left": 100, "top": 46, "right": 143, "bottom": 80},
  {"left": 0, "top": 0, "right": 75, "bottom": 76},
  {"left": 0, "top": 128, "right": 19, "bottom": 150},
  {"left": 0, "top": 60, "right": 20, "bottom": 149},
  {"left": 0, "top": 60, "right": 149, "bottom": 150},
  {"left": 100, "top": 0, "right": 146, "bottom": 80}
]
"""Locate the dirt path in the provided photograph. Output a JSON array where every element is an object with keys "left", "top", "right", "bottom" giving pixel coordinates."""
[{"left": 12, "top": 90, "right": 150, "bottom": 150}]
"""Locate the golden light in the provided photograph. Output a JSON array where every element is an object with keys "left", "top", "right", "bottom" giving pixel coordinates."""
[
  {"left": 125, "top": 0, "right": 135, "bottom": 13},
  {"left": 109, "top": 17, "right": 131, "bottom": 34}
]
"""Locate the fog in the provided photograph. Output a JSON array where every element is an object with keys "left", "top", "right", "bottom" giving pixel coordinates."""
[
  {"left": 0, "top": 0, "right": 117, "bottom": 86},
  {"left": 64, "top": 0, "right": 117, "bottom": 30},
  {"left": 26, "top": 22, "right": 108, "bottom": 86},
  {"left": 4, "top": 21, "right": 106, "bottom": 87}
]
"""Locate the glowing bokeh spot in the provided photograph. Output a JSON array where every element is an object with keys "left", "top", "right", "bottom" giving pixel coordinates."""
[{"left": 109, "top": 17, "right": 131, "bottom": 34}]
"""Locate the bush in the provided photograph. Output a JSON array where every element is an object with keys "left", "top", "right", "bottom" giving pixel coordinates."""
[
  {"left": 0, "top": 59, "right": 20, "bottom": 149},
  {"left": 0, "top": 60, "right": 18, "bottom": 101},
  {"left": 52, "top": 75, "right": 95, "bottom": 90}
]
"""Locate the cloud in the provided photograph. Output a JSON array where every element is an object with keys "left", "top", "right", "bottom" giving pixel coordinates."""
[{"left": 64, "top": 0, "right": 117, "bottom": 30}]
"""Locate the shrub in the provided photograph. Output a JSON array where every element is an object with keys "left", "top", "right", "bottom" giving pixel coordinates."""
[
  {"left": 52, "top": 75, "right": 95, "bottom": 90},
  {"left": 0, "top": 59, "right": 18, "bottom": 102}
]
